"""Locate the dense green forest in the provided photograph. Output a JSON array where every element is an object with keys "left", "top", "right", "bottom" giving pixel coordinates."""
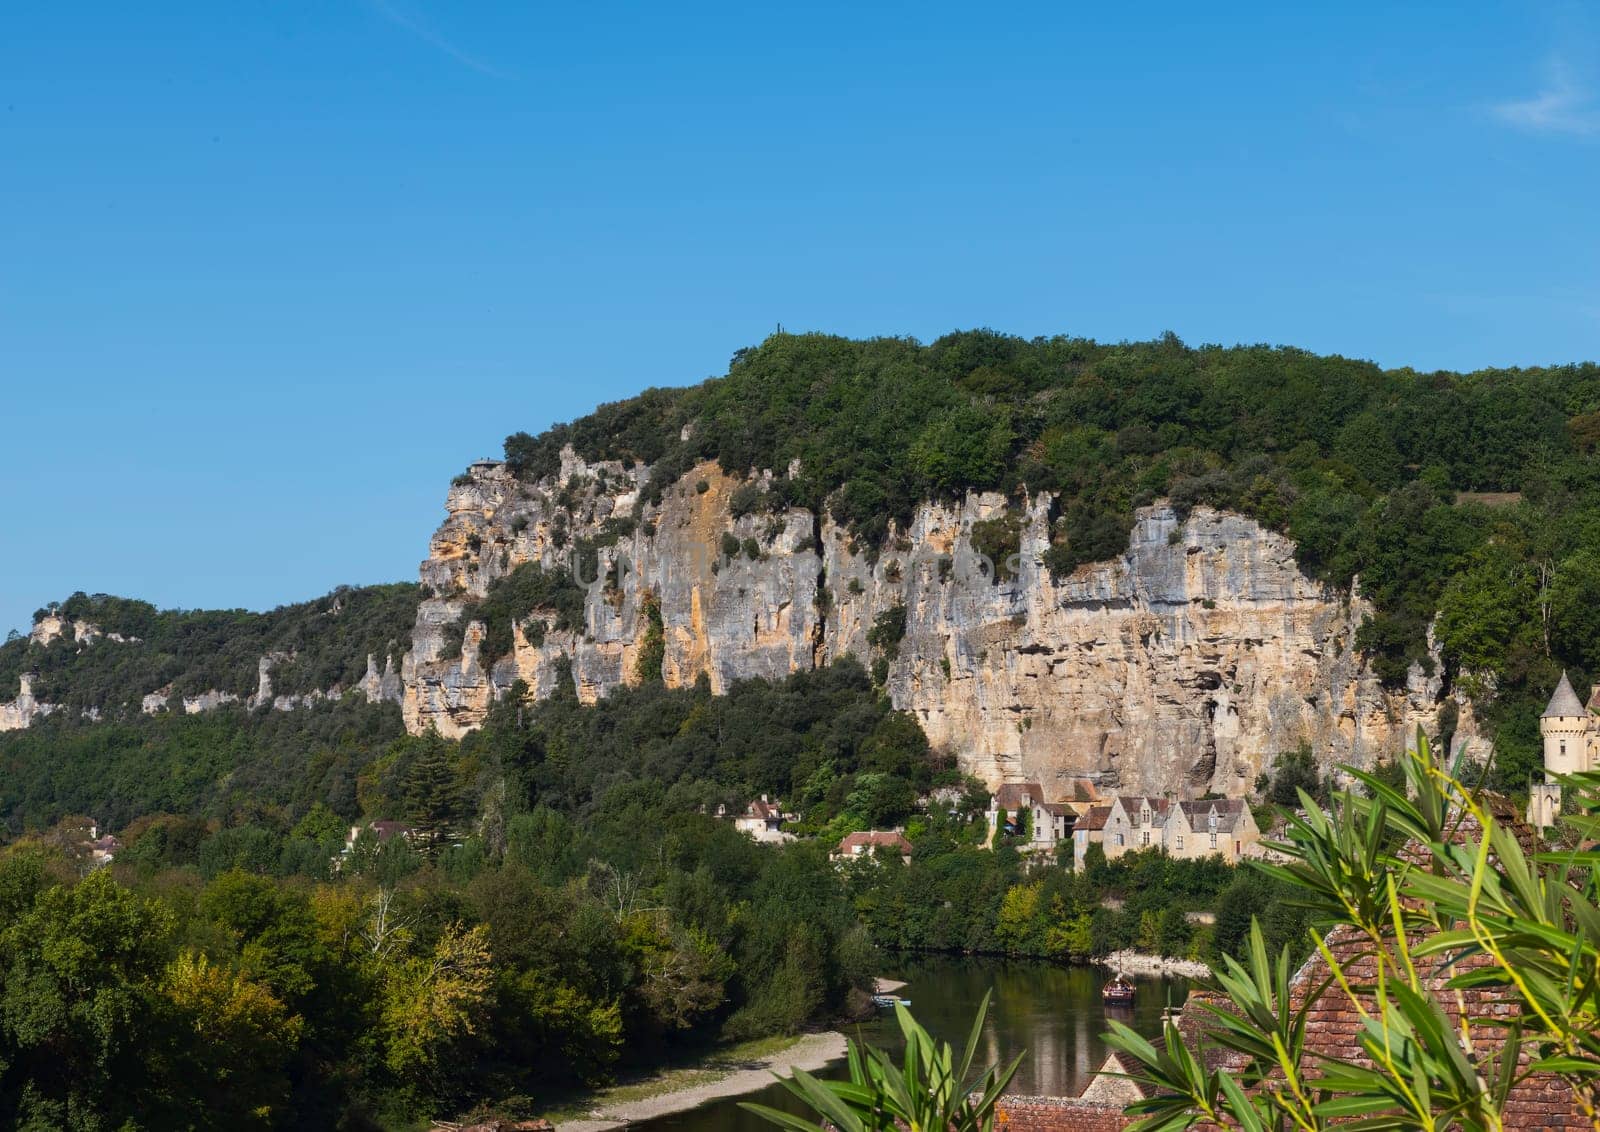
[
  {"left": 0, "top": 659, "right": 1298, "bottom": 1129},
  {"left": 506, "top": 330, "right": 1600, "bottom": 788},
  {"left": 0, "top": 584, "right": 419, "bottom": 713}
]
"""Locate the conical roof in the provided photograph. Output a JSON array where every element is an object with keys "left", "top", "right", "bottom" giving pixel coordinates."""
[{"left": 1544, "top": 671, "right": 1585, "bottom": 718}]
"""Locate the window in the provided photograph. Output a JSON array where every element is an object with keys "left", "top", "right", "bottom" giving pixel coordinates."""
[
  {"left": 1562, "top": 741, "right": 1567, "bottom": 756},
  {"left": 1142, "top": 830, "right": 1150, "bottom": 846},
  {"left": 1209, "top": 832, "right": 1217, "bottom": 849},
  {"left": 1176, "top": 835, "right": 1184, "bottom": 850}
]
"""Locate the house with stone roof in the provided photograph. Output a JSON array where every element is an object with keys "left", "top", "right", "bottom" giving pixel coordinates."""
[
  {"left": 1101, "top": 796, "right": 1169, "bottom": 857},
  {"left": 1164, "top": 798, "right": 1261, "bottom": 863}
]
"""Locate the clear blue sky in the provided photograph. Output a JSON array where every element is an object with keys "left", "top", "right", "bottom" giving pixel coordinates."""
[{"left": 4, "top": 1, "right": 1599, "bottom": 636}]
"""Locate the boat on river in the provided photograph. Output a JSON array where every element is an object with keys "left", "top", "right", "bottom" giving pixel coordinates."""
[{"left": 1102, "top": 975, "right": 1135, "bottom": 1006}]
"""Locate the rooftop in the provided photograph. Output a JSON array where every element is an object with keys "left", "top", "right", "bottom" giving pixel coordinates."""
[
  {"left": 1543, "top": 670, "right": 1586, "bottom": 718},
  {"left": 992, "top": 782, "right": 1046, "bottom": 810},
  {"left": 835, "top": 830, "right": 912, "bottom": 854},
  {"left": 1076, "top": 804, "right": 1111, "bottom": 832}
]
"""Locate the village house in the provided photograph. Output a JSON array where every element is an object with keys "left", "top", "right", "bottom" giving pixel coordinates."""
[
  {"left": 986, "top": 782, "right": 1078, "bottom": 852},
  {"left": 89, "top": 833, "right": 120, "bottom": 865},
  {"left": 1100, "top": 795, "right": 1169, "bottom": 857},
  {"left": 1072, "top": 795, "right": 1260, "bottom": 867},
  {"left": 731, "top": 795, "right": 793, "bottom": 843},
  {"left": 1072, "top": 804, "right": 1111, "bottom": 870},
  {"left": 1165, "top": 798, "right": 1261, "bottom": 863},
  {"left": 831, "top": 830, "right": 912, "bottom": 865},
  {"left": 335, "top": 820, "right": 416, "bottom": 867},
  {"left": 51, "top": 817, "right": 119, "bottom": 868}
]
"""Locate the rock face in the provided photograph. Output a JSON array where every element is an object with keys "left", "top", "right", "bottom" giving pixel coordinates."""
[
  {"left": 136, "top": 652, "right": 405, "bottom": 718},
  {"left": 403, "top": 453, "right": 1443, "bottom": 795},
  {"left": 0, "top": 673, "right": 58, "bottom": 732},
  {"left": 28, "top": 616, "right": 138, "bottom": 647}
]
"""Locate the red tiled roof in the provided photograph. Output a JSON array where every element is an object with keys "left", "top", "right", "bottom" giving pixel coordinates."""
[
  {"left": 835, "top": 830, "right": 911, "bottom": 854},
  {"left": 994, "top": 1097, "right": 1130, "bottom": 1132}
]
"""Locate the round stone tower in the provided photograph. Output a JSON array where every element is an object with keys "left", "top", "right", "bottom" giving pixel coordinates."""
[{"left": 1532, "top": 671, "right": 1587, "bottom": 827}]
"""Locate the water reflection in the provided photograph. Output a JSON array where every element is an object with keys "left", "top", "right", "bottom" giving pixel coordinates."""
[{"left": 636, "top": 955, "right": 1189, "bottom": 1132}]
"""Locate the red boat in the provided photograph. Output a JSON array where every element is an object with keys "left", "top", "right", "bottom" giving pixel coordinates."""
[{"left": 1102, "top": 975, "right": 1135, "bottom": 1006}]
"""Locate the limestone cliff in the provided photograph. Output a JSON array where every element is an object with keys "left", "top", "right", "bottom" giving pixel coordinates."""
[
  {"left": 135, "top": 650, "right": 404, "bottom": 717},
  {"left": 0, "top": 673, "right": 58, "bottom": 732},
  {"left": 403, "top": 453, "right": 1446, "bottom": 795}
]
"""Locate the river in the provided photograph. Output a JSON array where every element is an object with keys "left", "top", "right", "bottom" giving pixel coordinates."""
[{"left": 635, "top": 954, "right": 1190, "bottom": 1132}]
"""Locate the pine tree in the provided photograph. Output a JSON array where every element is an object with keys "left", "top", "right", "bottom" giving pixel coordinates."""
[{"left": 401, "top": 733, "right": 459, "bottom": 859}]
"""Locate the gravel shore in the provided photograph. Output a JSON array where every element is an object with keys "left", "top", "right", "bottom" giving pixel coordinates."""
[
  {"left": 1097, "top": 949, "right": 1211, "bottom": 979},
  {"left": 554, "top": 1031, "right": 848, "bottom": 1132}
]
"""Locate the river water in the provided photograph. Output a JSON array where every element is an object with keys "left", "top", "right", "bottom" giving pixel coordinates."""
[{"left": 636, "top": 955, "right": 1190, "bottom": 1132}]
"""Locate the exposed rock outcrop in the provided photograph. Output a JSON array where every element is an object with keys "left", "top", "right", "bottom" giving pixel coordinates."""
[
  {"left": 0, "top": 673, "right": 58, "bottom": 732},
  {"left": 403, "top": 453, "right": 1443, "bottom": 795},
  {"left": 29, "top": 615, "right": 136, "bottom": 647},
  {"left": 136, "top": 651, "right": 406, "bottom": 717}
]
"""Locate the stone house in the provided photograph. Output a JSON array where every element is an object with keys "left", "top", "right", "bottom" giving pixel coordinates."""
[
  {"left": 731, "top": 796, "right": 794, "bottom": 844},
  {"left": 1072, "top": 804, "right": 1111, "bottom": 870},
  {"left": 986, "top": 782, "right": 1075, "bottom": 851},
  {"left": 1086, "top": 796, "right": 1260, "bottom": 866},
  {"left": 832, "top": 830, "right": 912, "bottom": 864},
  {"left": 1101, "top": 796, "right": 1169, "bottom": 857},
  {"left": 1164, "top": 799, "right": 1261, "bottom": 863}
]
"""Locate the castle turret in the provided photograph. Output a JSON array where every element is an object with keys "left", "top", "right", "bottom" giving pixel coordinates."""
[{"left": 1531, "top": 671, "right": 1587, "bottom": 827}]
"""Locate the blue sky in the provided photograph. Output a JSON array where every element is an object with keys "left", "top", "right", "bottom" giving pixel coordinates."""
[{"left": 3, "top": 1, "right": 1599, "bottom": 636}]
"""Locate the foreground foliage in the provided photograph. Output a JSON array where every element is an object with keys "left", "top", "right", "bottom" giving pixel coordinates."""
[
  {"left": 742, "top": 991, "right": 1021, "bottom": 1132},
  {"left": 1106, "top": 731, "right": 1600, "bottom": 1130}
]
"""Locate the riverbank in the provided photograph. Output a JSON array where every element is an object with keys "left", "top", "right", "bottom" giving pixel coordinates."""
[
  {"left": 546, "top": 1031, "right": 848, "bottom": 1132},
  {"left": 1097, "top": 949, "right": 1211, "bottom": 979}
]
